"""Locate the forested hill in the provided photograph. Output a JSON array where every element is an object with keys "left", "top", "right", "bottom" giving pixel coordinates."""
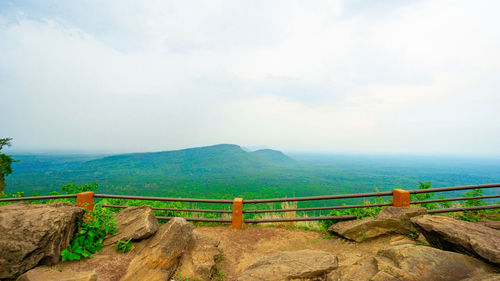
[{"left": 80, "top": 144, "right": 297, "bottom": 175}]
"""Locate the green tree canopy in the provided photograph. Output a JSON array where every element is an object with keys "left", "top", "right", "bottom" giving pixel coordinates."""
[{"left": 0, "top": 138, "right": 17, "bottom": 194}]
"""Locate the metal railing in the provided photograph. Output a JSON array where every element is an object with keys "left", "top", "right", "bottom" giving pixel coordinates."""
[{"left": 1, "top": 183, "right": 499, "bottom": 227}]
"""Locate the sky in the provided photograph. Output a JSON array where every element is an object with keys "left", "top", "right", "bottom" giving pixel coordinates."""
[{"left": 1, "top": 0, "right": 499, "bottom": 155}]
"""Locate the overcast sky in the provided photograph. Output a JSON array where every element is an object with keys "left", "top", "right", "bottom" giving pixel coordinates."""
[{"left": 1, "top": 0, "right": 499, "bottom": 155}]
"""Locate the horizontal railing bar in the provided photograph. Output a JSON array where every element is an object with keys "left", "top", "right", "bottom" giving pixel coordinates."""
[
  {"left": 156, "top": 216, "right": 232, "bottom": 222},
  {"left": 243, "top": 191, "right": 393, "bottom": 204},
  {"left": 94, "top": 194, "right": 233, "bottom": 203},
  {"left": 245, "top": 215, "right": 357, "bottom": 223},
  {"left": 243, "top": 202, "right": 392, "bottom": 214},
  {"left": 427, "top": 204, "right": 500, "bottom": 214},
  {"left": 411, "top": 194, "right": 500, "bottom": 205},
  {"left": 408, "top": 183, "right": 500, "bottom": 194},
  {"left": 102, "top": 204, "right": 232, "bottom": 213},
  {"left": 0, "top": 194, "right": 77, "bottom": 202}
]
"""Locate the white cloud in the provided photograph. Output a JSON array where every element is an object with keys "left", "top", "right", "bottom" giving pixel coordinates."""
[{"left": 0, "top": 0, "right": 499, "bottom": 155}]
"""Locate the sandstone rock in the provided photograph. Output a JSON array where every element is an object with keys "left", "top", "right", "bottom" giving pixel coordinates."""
[
  {"left": 236, "top": 250, "right": 338, "bottom": 281},
  {"left": 461, "top": 273, "right": 500, "bottom": 281},
  {"left": 477, "top": 220, "right": 500, "bottom": 231},
  {"left": 16, "top": 266, "right": 97, "bottom": 281},
  {"left": 175, "top": 230, "right": 221, "bottom": 281},
  {"left": 374, "top": 245, "right": 497, "bottom": 281},
  {"left": 389, "top": 235, "right": 416, "bottom": 246},
  {"left": 327, "top": 257, "right": 378, "bottom": 281},
  {"left": 121, "top": 217, "right": 194, "bottom": 281},
  {"left": 0, "top": 203, "right": 84, "bottom": 279},
  {"left": 328, "top": 207, "right": 426, "bottom": 242},
  {"left": 329, "top": 245, "right": 497, "bottom": 281},
  {"left": 103, "top": 205, "right": 159, "bottom": 246},
  {"left": 411, "top": 215, "right": 500, "bottom": 265}
]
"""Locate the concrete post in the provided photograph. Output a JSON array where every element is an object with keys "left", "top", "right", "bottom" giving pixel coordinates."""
[
  {"left": 77, "top": 191, "right": 95, "bottom": 211},
  {"left": 232, "top": 198, "right": 243, "bottom": 229},
  {"left": 392, "top": 189, "right": 410, "bottom": 207}
]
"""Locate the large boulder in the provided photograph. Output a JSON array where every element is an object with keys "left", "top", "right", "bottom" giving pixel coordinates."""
[
  {"left": 103, "top": 205, "right": 159, "bottom": 246},
  {"left": 236, "top": 250, "right": 338, "bottom": 281},
  {"left": 411, "top": 215, "right": 500, "bottom": 265},
  {"left": 477, "top": 220, "right": 500, "bottom": 231},
  {"left": 327, "top": 257, "right": 378, "bottom": 281},
  {"left": 120, "top": 217, "right": 194, "bottom": 281},
  {"left": 0, "top": 202, "right": 84, "bottom": 279},
  {"left": 328, "top": 245, "right": 498, "bottom": 281},
  {"left": 328, "top": 207, "right": 426, "bottom": 242},
  {"left": 175, "top": 230, "right": 222, "bottom": 281},
  {"left": 16, "top": 266, "right": 97, "bottom": 281}
]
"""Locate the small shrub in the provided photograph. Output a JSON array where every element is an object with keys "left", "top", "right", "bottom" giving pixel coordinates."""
[
  {"left": 115, "top": 238, "right": 134, "bottom": 253},
  {"left": 61, "top": 205, "right": 117, "bottom": 261},
  {"left": 211, "top": 265, "right": 226, "bottom": 281},
  {"left": 320, "top": 196, "right": 388, "bottom": 230}
]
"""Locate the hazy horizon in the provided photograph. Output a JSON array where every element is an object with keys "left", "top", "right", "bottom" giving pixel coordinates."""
[
  {"left": 2, "top": 0, "right": 500, "bottom": 156},
  {"left": 5, "top": 143, "right": 500, "bottom": 159}
]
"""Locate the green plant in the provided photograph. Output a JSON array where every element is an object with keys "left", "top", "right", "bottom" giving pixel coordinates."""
[
  {"left": 0, "top": 138, "right": 18, "bottom": 194},
  {"left": 61, "top": 205, "right": 117, "bottom": 261},
  {"left": 320, "top": 196, "right": 388, "bottom": 230},
  {"left": 115, "top": 238, "right": 134, "bottom": 253},
  {"left": 211, "top": 265, "right": 226, "bottom": 281},
  {"left": 456, "top": 188, "right": 486, "bottom": 222},
  {"left": 410, "top": 181, "right": 439, "bottom": 209},
  {"left": 61, "top": 183, "right": 99, "bottom": 194}
]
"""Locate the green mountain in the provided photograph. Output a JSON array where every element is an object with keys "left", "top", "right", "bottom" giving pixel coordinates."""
[{"left": 80, "top": 144, "right": 296, "bottom": 176}]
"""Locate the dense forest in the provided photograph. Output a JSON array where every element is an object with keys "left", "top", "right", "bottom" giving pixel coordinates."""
[{"left": 4, "top": 144, "right": 500, "bottom": 211}]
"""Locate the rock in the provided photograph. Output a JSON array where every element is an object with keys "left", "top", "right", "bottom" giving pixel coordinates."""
[
  {"left": 120, "top": 217, "right": 194, "bottom": 281},
  {"left": 461, "top": 273, "right": 500, "bottom": 281},
  {"left": 16, "top": 266, "right": 97, "bottom": 281},
  {"left": 236, "top": 250, "right": 338, "bottom": 281},
  {"left": 328, "top": 207, "right": 426, "bottom": 242},
  {"left": 374, "top": 245, "right": 497, "bottom": 281},
  {"left": 327, "top": 257, "right": 378, "bottom": 281},
  {"left": 477, "top": 220, "right": 500, "bottom": 231},
  {"left": 417, "top": 233, "right": 429, "bottom": 245},
  {"left": 103, "top": 205, "right": 159, "bottom": 246},
  {"left": 329, "top": 245, "right": 497, "bottom": 281},
  {"left": 175, "top": 230, "right": 221, "bottom": 281},
  {"left": 389, "top": 235, "right": 416, "bottom": 246},
  {"left": 411, "top": 215, "right": 500, "bottom": 265},
  {"left": 0, "top": 202, "right": 84, "bottom": 279}
]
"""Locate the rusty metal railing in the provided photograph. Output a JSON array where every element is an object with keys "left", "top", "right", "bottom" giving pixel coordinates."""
[{"left": 1, "top": 183, "right": 499, "bottom": 228}]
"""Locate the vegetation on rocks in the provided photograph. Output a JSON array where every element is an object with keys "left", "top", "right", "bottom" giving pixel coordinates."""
[
  {"left": 61, "top": 205, "right": 117, "bottom": 261},
  {"left": 115, "top": 238, "right": 134, "bottom": 253}
]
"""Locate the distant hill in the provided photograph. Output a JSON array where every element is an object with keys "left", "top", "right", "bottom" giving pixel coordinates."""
[{"left": 79, "top": 144, "right": 297, "bottom": 176}]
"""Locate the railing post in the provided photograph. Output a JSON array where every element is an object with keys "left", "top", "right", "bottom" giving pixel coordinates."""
[
  {"left": 77, "top": 191, "right": 95, "bottom": 211},
  {"left": 392, "top": 189, "right": 410, "bottom": 207},
  {"left": 232, "top": 198, "right": 243, "bottom": 229}
]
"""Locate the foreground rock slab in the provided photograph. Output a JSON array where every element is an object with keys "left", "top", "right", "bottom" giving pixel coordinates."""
[
  {"left": 0, "top": 202, "right": 84, "bottom": 279},
  {"left": 411, "top": 215, "right": 500, "bottom": 265},
  {"left": 328, "top": 207, "right": 426, "bottom": 242},
  {"left": 237, "top": 250, "right": 338, "bottom": 281},
  {"left": 477, "top": 219, "right": 500, "bottom": 231},
  {"left": 103, "top": 205, "right": 159, "bottom": 246},
  {"left": 175, "top": 230, "right": 221, "bottom": 281},
  {"left": 120, "top": 217, "right": 194, "bottom": 281},
  {"left": 328, "top": 245, "right": 498, "bottom": 281},
  {"left": 16, "top": 266, "right": 97, "bottom": 281}
]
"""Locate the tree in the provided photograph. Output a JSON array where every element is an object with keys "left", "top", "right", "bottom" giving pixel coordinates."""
[{"left": 0, "top": 138, "right": 17, "bottom": 194}]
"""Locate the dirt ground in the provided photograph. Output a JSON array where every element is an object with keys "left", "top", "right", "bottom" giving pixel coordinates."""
[{"left": 50, "top": 224, "right": 398, "bottom": 281}]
